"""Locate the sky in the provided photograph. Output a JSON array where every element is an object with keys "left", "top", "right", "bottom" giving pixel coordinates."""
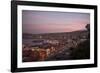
[{"left": 22, "top": 10, "right": 90, "bottom": 34}]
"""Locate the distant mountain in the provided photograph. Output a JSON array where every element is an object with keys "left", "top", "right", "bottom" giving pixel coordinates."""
[
  {"left": 23, "top": 30, "right": 87, "bottom": 35},
  {"left": 23, "top": 30, "right": 88, "bottom": 39}
]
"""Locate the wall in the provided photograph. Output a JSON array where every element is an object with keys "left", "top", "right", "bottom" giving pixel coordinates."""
[{"left": 0, "top": 0, "right": 99, "bottom": 73}]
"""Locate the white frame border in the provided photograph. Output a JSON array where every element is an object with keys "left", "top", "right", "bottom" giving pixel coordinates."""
[{"left": 17, "top": 5, "right": 94, "bottom": 68}]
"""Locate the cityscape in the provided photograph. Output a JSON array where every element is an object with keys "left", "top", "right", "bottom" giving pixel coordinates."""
[
  {"left": 22, "top": 10, "right": 90, "bottom": 62},
  {"left": 22, "top": 28, "right": 90, "bottom": 62}
]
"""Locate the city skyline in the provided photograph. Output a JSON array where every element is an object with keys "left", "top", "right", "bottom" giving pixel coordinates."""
[{"left": 22, "top": 10, "right": 90, "bottom": 34}]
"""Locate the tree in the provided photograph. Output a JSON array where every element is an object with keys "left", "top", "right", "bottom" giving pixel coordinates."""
[
  {"left": 86, "top": 24, "right": 90, "bottom": 31},
  {"left": 86, "top": 24, "right": 90, "bottom": 39}
]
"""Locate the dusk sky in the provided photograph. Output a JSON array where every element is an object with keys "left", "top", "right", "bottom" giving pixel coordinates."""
[{"left": 22, "top": 10, "right": 90, "bottom": 34}]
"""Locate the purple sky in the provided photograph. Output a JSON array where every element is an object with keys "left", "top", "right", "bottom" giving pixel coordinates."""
[{"left": 22, "top": 10, "right": 90, "bottom": 34}]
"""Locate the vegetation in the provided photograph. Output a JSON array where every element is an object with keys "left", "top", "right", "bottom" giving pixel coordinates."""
[
  {"left": 70, "top": 40, "right": 90, "bottom": 59},
  {"left": 70, "top": 24, "right": 90, "bottom": 59}
]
